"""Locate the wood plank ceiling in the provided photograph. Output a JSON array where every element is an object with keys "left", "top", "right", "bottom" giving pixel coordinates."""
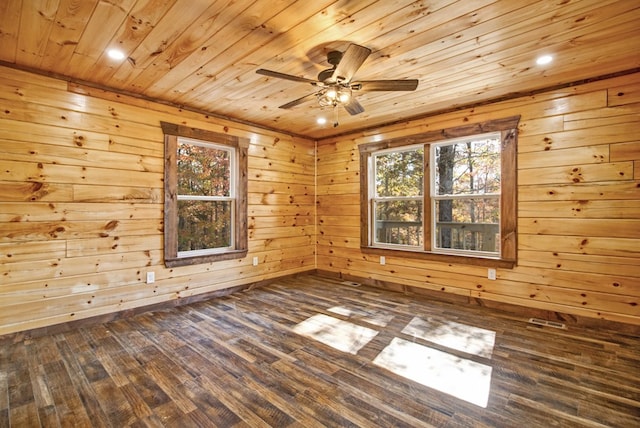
[{"left": 0, "top": 0, "right": 638, "bottom": 139}]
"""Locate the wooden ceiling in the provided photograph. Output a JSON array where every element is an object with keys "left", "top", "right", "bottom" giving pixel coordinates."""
[{"left": 1, "top": 0, "right": 638, "bottom": 139}]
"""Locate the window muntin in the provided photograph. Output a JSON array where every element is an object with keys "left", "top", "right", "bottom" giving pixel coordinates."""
[
  {"left": 176, "top": 138, "right": 235, "bottom": 257},
  {"left": 431, "top": 134, "right": 501, "bottom": 257}
]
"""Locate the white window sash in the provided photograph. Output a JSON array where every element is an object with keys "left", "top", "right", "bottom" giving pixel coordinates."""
[
  {"left": 176, "top": 137, "right": 237, "bottom": 255},
  {"left": 368, "top": 132, "right": 502, "bottom": 257}
]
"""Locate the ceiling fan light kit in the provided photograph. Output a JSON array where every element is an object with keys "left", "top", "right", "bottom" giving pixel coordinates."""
[
  {"left": 256, "top": 43, "right": 419, "bottom": 126},
  {"left": 317, "top": 85, "right": 352, "bottom": 107}
]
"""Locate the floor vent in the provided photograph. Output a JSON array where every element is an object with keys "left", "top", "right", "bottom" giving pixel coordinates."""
[
  {"left": 528, "top": 318, "right": 567, "bottom": 329},
  {"left": 341, "top": 281, "right": 361, "bottom": 287}
]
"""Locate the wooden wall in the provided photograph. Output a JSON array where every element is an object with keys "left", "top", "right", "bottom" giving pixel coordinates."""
[
  {"left": 1, "top": 65, "right": 639, "bottom": 335},
  {"left": 0, "top": 65, "right": 315, "bottom": 336},
  {"left": 317, "top": 72, "right": 640, "bottom": 326}
]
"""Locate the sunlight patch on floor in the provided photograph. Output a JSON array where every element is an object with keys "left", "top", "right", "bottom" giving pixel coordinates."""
[
  {"left": 292, "top": 313, "right": 378, "bottom": 354},
  {"left": 373, "top": 337, "right": 493, "bottom": 408},
  {"left": 328, "top": 305, "right": 395, "bottom": 327},
  {"left": 402, "top": 316, "right": 496, "bottom": 358}
]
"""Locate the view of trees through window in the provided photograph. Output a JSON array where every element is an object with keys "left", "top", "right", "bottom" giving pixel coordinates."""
[
  {"left": 177, "top": 140, "right": 233, "bottom": 253},
  {"left": 373, "top": 134, "right": 501, "bottom": 254},
  {"left": 373, "top": 147, "right": 424, "bottom": 247},
  {"left": 434, "top": 136, "right": 501, "bottom": 253}
]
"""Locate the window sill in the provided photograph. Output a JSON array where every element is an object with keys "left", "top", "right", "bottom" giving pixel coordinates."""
[
  {"left": 165, "top": 249, "right": 248, "bottom": 268},
  {"left": 361, "top": 246, "right": 515, "bottom": 269}
]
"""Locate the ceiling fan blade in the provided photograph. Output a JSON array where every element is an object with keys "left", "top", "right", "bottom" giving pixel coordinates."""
[
  {"left": 331, "top": 44, "right": 371, "bottom": 83},
  {"left": 354, "top": 79, "right": 419, "bottom": 91},
  {"left": 343, "top": 97, "right": 365, "bottom": 115},
  {"left": 279, "top": 92, "right": 318, "bottom": 109},
  {"left": 257, "top": 69, "right": 318, "bottom": 84}
]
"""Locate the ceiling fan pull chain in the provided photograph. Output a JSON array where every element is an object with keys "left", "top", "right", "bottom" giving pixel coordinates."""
[{"left": 333, "top": 105, "right": 340, "bottom": 127}]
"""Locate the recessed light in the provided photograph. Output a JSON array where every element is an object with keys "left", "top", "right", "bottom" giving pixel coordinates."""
[
  {"left": 107, "top": 48, "right": 126, "bottom": 61},
  {"left": 536, "top": 55, "right": 553, "bottom": 65},
  {"left": 317, "top": 117, "right": 327, "bottom": 125}
]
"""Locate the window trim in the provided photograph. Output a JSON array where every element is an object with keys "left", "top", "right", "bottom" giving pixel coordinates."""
[
  {"left": 359, "top": 116, "right": 519, "bottom": 268},
  {"left": 161, "top": 122, "right": 248, "bottom": 267}
]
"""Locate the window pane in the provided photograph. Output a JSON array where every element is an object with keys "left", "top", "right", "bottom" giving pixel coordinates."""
[
  {"left": 375, "top": 200, "right": 423, "bottom": 246},
  {"left": 178, "top": 200, "right": 232, "bottom": 251},
  {"left": 435, "top": 198, "right": 499, "bottom": 253},
  {"left": 375, "top": 148, "right": 423, "bottom": 197},
  {"left": 435, "top": 137, "right": 500, "bottom": 196},
  {"left": 178, "top": 141, "right": 231, "bottom": 196}
]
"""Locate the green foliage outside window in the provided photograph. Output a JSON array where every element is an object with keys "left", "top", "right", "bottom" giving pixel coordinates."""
[
  {"left": 374, "top": 147, "right": 424, "bottom": 246},
  {"left": 375, "top": 148, "right": 424, "bottom": 197},
  {"left": 177, "top": 200, "right": 231, "bottom": 252},
  {"left": 372, "top": 135, "right": 501, "bottom": 253},
  {"left": 434, "top": 137, "right": 501, "bottom": 253},
  {"left": 177, "top": 141, "right": 234, "bottom": 253}
]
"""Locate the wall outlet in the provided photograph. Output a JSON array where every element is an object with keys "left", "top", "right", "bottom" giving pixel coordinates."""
[
  {"left": 146, "top": 271, "right": 155, "bottom": 284},
  {"left": 380, "top": 256, "right": 386, "bottom": 265},
  {"left": 488, "top": 268, "right": 496, "bottom": 280},
  {"left": 252, "top": 256, "right": 259, "bottom": 266}
]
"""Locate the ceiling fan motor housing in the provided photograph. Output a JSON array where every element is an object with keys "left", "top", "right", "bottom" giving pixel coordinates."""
[
  {"left": 318, "top": 50, "right": 344, "bottom": 82},
  {"left": 327, "top": 50, "right": 343, "bottom": 66}
]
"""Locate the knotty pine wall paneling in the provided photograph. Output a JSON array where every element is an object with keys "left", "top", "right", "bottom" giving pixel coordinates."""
[
  {"left": 317, "top": 72, "right": 640, "bottom": 325},
  {"left": 0, "top": 65, "right": 315, "bottom": 336}
]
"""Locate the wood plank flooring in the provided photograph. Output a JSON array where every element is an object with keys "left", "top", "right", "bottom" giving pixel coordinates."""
[{"left": 1, "top": 274, "right": 639, "bottom": 427}]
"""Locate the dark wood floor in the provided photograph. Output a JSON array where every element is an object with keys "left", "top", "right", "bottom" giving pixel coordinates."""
[{"left": 1, "top": 274, "right": 639, "bottom": 427}]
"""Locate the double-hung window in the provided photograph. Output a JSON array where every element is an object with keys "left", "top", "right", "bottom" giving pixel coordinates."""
[
  {"left": 361, "top": 117, "right": 519, "bottom": 267},
  {"left": 431, "top": 134, "right": 501, "bottom": 257},
  {"left": 162, "top": 122, "right": 248, "bottom": 267},
  {"left": 371, "top": 145, "right": 425, "bottom": 249},
  {"left": 176, "top": 138, "right": 235, "bottom": 256}
]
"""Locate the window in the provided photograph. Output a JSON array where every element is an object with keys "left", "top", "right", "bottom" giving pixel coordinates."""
[
  {"left": 162, "top": 122, "right": 248, "bottom": 267},
  {"left": 176, "top": 138, "right": 235, "bottom": 255},
  {"left": 371, "top": 145, "right": 424, "bottom": 249},
  {"left": 432, "top": 135, "right": 501, "bottom": 256},
  {"left": 360, "top": 117, "right": 519, "bottom": 267}
]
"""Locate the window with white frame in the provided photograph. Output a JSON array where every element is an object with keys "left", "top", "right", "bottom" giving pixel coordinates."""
[
  {"left": 360, "top": 117, "right": 519, "bottom": 267},
  {"left": 371, "top": 145, "right": 424, "bottom": 249},
  {"left": 162, "top": 122, "right": 248, "bottom": 267},
  {"left": 176, "top": 137, "right": 235, "bottom": 256},
  {"left": 432, "top": 134, "right": 501, "bottom": 257}
]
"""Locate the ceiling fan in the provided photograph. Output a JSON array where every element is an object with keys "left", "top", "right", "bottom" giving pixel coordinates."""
[{"left": 256, "top": 43, "right": 418, "bottom": 125}]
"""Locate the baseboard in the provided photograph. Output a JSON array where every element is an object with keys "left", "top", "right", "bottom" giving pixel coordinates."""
[
  {"left": 314, "top": 269, "right": 640, "bottom": 336},
  {"left": 4, "top": 268, "right": 637, "bottom": 345},
  {"left": 0, "top": 270, "right": 314, "bottom": 345}
]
